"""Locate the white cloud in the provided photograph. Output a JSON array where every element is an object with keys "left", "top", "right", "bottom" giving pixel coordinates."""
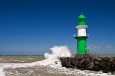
[
  {"left": 94, "top": 45, "right": 102, "bottom": 49},
  {"left": 106, "top": 45, "right": 112, "bottom": 48},
  {"left": 88, "top": 45, "right": 102, "bottom": 50},
  {"left": 88, "top": 45, "right": 113, "bottom": 50}
]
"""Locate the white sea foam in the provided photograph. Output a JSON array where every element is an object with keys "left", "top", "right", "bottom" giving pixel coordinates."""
[
  {"left": 39, "top": 46, "right": 71, "bottom": 66},
  {"left": 0, "top": 46, "right": 114, "bottom": 76}
]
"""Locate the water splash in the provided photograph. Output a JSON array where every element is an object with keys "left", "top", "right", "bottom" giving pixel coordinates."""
[{"left": 39, "top": 46, "right": 71, "bottom": 66}]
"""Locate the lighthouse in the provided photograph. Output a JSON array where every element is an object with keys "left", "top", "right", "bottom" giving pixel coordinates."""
[{"left": 74, "top": 13, "right": 88, "bottom": 54}]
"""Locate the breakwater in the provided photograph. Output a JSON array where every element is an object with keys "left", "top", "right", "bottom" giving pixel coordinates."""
[{"left": 60, "top": 55, "right": 115, "bottom": 74}]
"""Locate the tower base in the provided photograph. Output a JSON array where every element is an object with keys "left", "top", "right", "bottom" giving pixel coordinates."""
[{"left": 75, "top": 54, "right": 96, "bottom": 59}]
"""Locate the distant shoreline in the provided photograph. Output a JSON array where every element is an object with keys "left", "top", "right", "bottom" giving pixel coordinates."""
[
  {"left": 0, "top": 55, "right": 44, "bottom": 56},
  {"left": 0, "top": 54, "right": 114, "bottom": 57}
]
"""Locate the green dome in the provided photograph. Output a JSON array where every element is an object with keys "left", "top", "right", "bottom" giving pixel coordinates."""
[
  {"left": 78, "top": 13, "right": 86, "bottom": 25},
  {"left": 78, "top": 14, "right": 85, "bottom": 19}
]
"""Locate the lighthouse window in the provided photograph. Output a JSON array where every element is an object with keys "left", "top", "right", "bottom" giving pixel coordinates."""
[{"left": 79, "top": 19, "right": 84, "bottom": 22}]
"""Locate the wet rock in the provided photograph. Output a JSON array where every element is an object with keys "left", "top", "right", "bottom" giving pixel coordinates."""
[
  {"left": 87, "top": 62, "right": 94, "bottom": 70},
  {"left": 60, "top": 56, "right": 115, "bottom": 74}
]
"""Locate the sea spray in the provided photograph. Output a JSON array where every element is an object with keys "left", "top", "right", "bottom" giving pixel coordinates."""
[
  {"left": 0, "top": 46, "right": 71, "bottom": 76},
  {"left": 39, "top": 46, "right": 71, "bottom": 66}
]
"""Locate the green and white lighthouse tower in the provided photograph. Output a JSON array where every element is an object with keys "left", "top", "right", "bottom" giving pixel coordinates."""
[{"left": 74, "top": 13, "right": 88, "bottom": 54}]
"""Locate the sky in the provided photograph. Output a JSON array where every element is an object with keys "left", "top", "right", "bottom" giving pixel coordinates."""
[{"left": 0, "top": 0, "right": 115, "bottom": 55}]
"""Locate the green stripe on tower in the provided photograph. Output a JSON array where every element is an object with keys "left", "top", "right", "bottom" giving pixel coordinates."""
[{"left": 77, "top": 36, "right": 88, "bottom": 54}]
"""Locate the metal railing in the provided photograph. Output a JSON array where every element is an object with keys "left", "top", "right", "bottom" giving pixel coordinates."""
[{"left": 74, "top": 33, "right": 89, "bottom": 37}]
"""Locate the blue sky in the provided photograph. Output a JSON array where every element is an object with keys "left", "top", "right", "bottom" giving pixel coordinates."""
[{"left": 0, "top": 0, "right": 115, "bottom": 55}]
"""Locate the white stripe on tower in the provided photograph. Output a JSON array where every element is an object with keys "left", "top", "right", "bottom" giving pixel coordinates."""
[{"left": 76, "top": 25, "right": 88, "bottom": 36}]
